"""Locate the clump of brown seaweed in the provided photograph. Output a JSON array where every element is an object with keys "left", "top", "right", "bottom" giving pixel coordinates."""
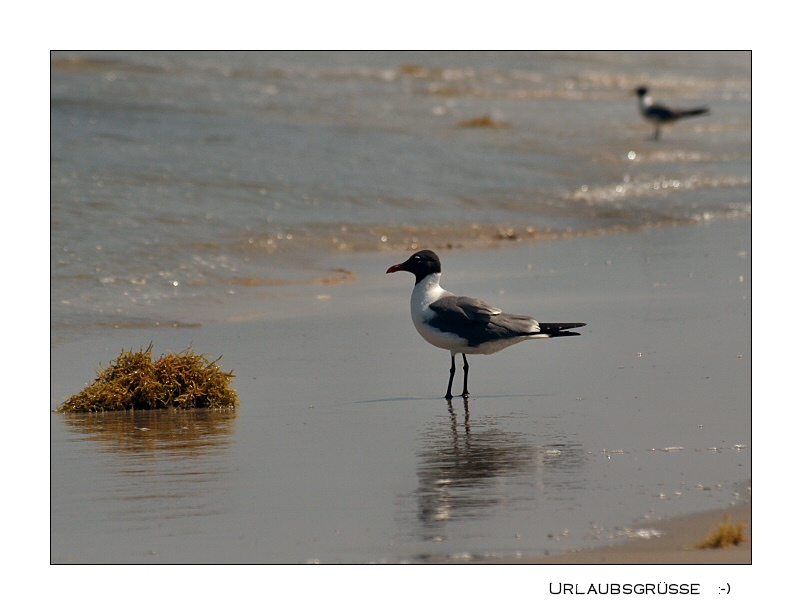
[
  {"left": 694, "top": 517, "right": 748, "bottom": 550},
  {"left": 57, "top": 343, "right": 239, "bottom": 412},
  {"left": 457, "top": 114, "right": 511, "bottom": 128}
]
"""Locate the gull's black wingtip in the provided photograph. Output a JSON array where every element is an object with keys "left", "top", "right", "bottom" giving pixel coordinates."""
[
  {"left": 543, "top": 322, "right": 586, "bottom": 330},
  {"left": 539, "top": 322, "right": 587, "bottom": 337}
]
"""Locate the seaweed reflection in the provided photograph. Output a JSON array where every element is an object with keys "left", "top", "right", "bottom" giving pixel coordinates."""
[
  {"left": 59, "top": 408, "right": 236, "bottom": 457},
  {"left": 413, "top": 397, "right": 584, "bottom": 543},
  {"left": 57, "top": 409, "right": 237, "bottom": 523}
]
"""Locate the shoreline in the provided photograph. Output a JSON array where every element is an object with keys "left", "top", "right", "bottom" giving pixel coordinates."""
[{"left": 51, "top": 214, "right": 751, "bottom": 345}]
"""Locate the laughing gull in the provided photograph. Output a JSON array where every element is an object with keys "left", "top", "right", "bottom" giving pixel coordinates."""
[
  {"left": 634, "top": 86, "right": 709, "bottom": 140},
  {"left": 386, "top": 250, "right": 586, "bottom": 399}
]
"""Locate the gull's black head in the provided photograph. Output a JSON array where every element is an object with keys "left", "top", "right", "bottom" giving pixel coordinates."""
[
  {"left": 634, "top": 86, "right": 648, "bottom": 97},
  {"left": 386, "top": 250, "right": 441, "bottom": 284}
]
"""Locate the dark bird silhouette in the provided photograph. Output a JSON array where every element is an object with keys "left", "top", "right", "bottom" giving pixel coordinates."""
[
  {"left": 634, "top": 86, "right": 709, "bottom": 140},
  {"left": 386, "top": 250, "right": 585, "bottom": 399}
]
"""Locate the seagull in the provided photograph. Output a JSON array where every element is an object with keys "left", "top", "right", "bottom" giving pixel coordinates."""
[
  {"left": 634, "top": 86, "right": 709, "bottom": 140},
  {"left": 386, "top": 249, "right": 586, "bottom": 399}
]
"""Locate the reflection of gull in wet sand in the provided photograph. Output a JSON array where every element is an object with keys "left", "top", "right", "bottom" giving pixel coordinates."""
[
  {"left": 414, "top": 399, "right": 535, "bottom": 541},
  {"left": 411, "top": 398, "right": 585, "bottom": 548},
  {"left": 387, "top": 250, "right": 585, "bottom": 399}
]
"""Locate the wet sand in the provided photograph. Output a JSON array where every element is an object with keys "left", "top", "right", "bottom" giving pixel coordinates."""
[{"left": 50, "top": 218, "right": 751, "bottom": 565}]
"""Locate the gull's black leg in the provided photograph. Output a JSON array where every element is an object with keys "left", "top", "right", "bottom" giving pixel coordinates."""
[
  {"left": 460, "top": 353, "right": 470, "bottom": 398},
  {"left": 445, "top": 354, "right": 456, "bottom": 399}
]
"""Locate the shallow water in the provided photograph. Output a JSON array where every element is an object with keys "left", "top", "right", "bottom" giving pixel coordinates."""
[
  {"left": 51, "top": 221, "right": 750, "bottom": 564},
  {"left": 51, "top": 51, "right": 751, "bottom": 340}
]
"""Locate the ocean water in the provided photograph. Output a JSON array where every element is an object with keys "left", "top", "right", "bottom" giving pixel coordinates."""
[{"left": 51, "top": 51, "right": 751, "bottom": 339}]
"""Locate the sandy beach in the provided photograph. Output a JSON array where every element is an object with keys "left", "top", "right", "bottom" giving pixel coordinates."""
[{"left": 515, "top": 500, "right": 750, "bottom": 564}]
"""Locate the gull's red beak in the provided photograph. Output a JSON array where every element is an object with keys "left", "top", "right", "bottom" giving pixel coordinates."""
[{"left": 386, "top": 262, "right": 406, "bottom": 274}]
